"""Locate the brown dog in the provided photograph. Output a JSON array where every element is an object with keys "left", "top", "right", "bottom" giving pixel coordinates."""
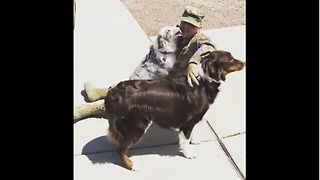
[{"left": 104, "top": 50, "right": 245, "bottom": 170}]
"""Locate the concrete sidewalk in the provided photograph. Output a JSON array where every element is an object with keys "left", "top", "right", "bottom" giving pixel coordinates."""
[{"left": 74, "top": 0, "right": 246, "bottom": 179}]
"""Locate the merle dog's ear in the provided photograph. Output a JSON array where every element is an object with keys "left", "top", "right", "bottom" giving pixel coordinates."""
[
  {"left": 157, "top": 35, "right": 166, "bottom": 49},
  {"left": 165, "top": 29, "right": 172, "bottom": 42}
]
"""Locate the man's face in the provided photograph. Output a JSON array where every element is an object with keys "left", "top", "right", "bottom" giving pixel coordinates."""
[{"left": 178, "top": 21, "right": 201, "bottom": 39}]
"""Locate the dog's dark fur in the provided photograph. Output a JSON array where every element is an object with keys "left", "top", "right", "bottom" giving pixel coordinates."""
[{"left": 103, "top": 50, "right": 245, "bottom": 170}]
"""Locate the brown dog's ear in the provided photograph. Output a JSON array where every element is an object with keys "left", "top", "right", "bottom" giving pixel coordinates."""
[
  {"left": 208, "top": 51, "right": 218, "bottom": 60},
  {"left": 212, "top": 62, "right": 225, "bottom": 81},
  {"left": 202, "top": 50, "right": 245, "bottom": 83},
  {"left": 201, "top": 58, "right": 223, "bottom": 82},
  {"left": 218, "top": 67, "right": 226, "bottom": 81}
]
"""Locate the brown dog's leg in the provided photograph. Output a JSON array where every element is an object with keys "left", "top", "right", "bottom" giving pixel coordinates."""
[
  {"left": 115, "top": 128, "right": 146, "bottom": 171},
  {"left": 117, "top": 145, "right": 134, "bottom": 170},
  {"left": 73, "top": 102, "right": 106, "bottom": 120},
  {"left": 179, "top": 123, "right": 197, "bottom": 159},
  {"left": 84, "top": 82, "right": 112, "bottom": 102}
]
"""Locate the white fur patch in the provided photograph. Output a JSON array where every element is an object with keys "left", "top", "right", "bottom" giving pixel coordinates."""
[
  {"left": 179, "top": 132, "right": 197, "bottom": 159},
  {"left": 144, "top": 121, "right": 153, "bottom": 133}
]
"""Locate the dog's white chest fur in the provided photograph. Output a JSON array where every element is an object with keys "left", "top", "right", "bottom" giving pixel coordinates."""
[{"left": 154, "top": 51, "right": 176, "bottom": 70}]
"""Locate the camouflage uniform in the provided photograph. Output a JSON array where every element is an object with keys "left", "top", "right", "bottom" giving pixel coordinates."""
[
  {"left": 132, "top": 6, "right": 216, "bottom": 80},
  {"left": 168, "top": 32, "right": 216, "bottom": 78}
]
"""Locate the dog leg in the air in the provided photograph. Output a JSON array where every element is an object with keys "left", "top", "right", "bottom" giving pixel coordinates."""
[
  {"left": 84, "top": 82, "right": 111, "bottom": 102},
  {"left": 179, "top": 131, "right": 197, "bottom": 159}
]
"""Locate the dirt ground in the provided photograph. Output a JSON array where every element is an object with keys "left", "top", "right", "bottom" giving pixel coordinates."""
[{"left": 119, "top": 0, "right": 246, "bottom": 36}]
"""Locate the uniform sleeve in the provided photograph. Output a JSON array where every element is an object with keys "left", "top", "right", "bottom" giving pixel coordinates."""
[{"left": 188, "top": 35, "right": 216, "bottom": 64}]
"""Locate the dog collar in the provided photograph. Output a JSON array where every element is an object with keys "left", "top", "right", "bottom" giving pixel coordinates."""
[
  {"left": 197, "top": 75, "right": 221, "bottom": 91},
  {"left": 197, "top": 64, "right": 222, "bottom": 84},
  {"left": 202, "top": 73, "right": 221, "bottom": 84}
]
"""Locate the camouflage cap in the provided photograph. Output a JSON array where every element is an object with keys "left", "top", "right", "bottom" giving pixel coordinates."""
[{"left": 181, "top": 6, "right": 205, "bottom": 27}]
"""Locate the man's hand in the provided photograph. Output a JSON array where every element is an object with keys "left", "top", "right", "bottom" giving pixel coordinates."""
[{"left": 187, "top": 62, "right": 200, "bottom": 87}]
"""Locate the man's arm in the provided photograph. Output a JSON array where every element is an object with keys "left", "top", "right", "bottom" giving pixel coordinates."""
[{"left": 187, "top": 37, "right": 216, "bottom": 87}]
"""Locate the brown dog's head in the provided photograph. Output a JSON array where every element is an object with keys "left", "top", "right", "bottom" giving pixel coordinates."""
[{"left": 199, "top": 50, "right": 245, "bottom": 83}]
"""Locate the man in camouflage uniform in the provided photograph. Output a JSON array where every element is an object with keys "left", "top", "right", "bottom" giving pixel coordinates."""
[
  {"left": 170, "top": 6, "right": 216, "bottom": 87},
  {"left": 131, "top": 6, "right": 217, "bottom": 86},
  {"left": 74, "top": 6, "right": 217, "bottom": 120}
]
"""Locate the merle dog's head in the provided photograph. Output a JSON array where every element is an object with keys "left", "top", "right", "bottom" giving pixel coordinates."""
[
  {"left": 199, "top": 50, "right": 246, "bottom": 84},
  {"left": 154, "top": 26, "right": 182, "bottom": 53}
]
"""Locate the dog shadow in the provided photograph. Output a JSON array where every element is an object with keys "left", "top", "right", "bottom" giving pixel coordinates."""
[{"left": 81, "top": 123, "right": 183, "bottom": 167}]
